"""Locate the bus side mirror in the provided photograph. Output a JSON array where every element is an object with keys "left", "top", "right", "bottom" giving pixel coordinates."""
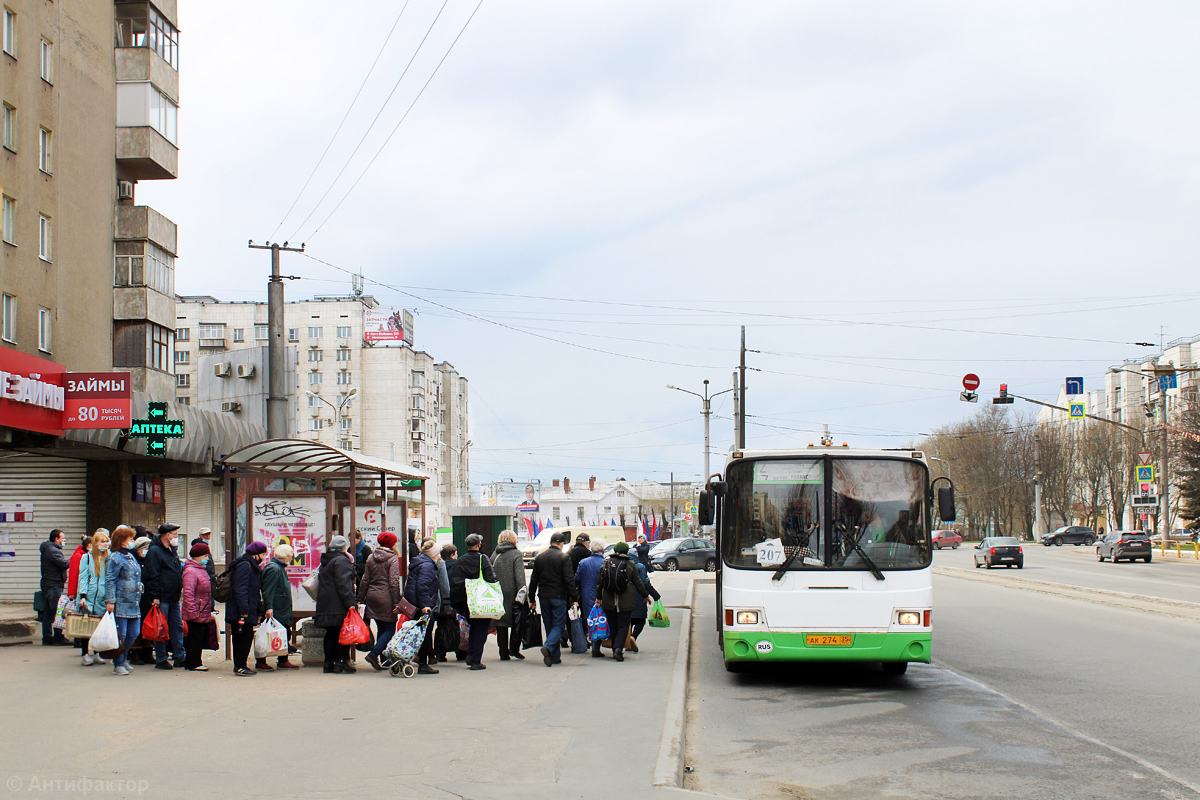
[
  {"left": 937, "top": 486, "right": 956, "bottom": 522},
  {"left": 698, "top": 490, "right": 713, "bottom": 526}
]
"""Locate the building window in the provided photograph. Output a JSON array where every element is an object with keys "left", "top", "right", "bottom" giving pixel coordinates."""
[
  {"left": 3, "top": 9, "right": 15, "bottom": 57},
  {"left": 198, "top": 323, "right": 224, "bottom": 340},
  {"left": 337, "top": 371, "right": 352, "bottom": 385},
  {"left": 1113, "top": 409, "right": 1122, "bottom": 423},
  {"left": 175, "top": 327, "right": 189, "bottom": 341},
  {"left": 174, "top": 350, "right": 189, "bottom": 364},
  {"left": 1, "top": 196, "right": 13, "bottom": 244},
  {"left": 114, "top": 241, "right": 174, "bottom": 295},
  {"left": 1, "top": 293, "right": 14, "bottom": 342},
  {"left": 35, "top": 307, "right": 50, "bottom": 352},
  {"left": 604, "top": 506, "right": 611, "bottom": 514},
  {"left": 307, "top": 395, "right": 320, "bottom": 407},
  {"left": 340, "top": 417, "right": 351, "bottom": 430},
  {"left": 336, "top": 326, "right": 352, "bottom": 338},
  {"left": 149, "top": 323, "right": 172, "bottom": 371},
  {"left": 617, "top": 506, "right": 625, "bottom": 517},
  {"left": 115, "top": 82, "right": 177, "bottom": 145},
  {"left": 308, "top": 350, "right": 323, "bottom": 362},
  {"left": 411, "top": 418, "right": 424, "bottom": 432},
  {"left": 2, "top": 104, "right": 14, "bottom": 151},
  {"left": 411, "top": 440, "right": 423, "bottom": 454},
  {"left": 410, "top": 371, "right": 425, "bottom": 388},
  {"left": 38, "top": 215, "right": 51, "bottom": 261},
  {"left": 617, "top": 490, "right": 625, "bottom": 498},
  {"left": 254, "top": 324, "right": 268, "bottom": 340},
  {"left": 411, "top": 395, "right": 423, "bottom": 410},
  {"left": 38, "top": 128, "right": 50, "bottom": 173},
  {"left": 39, "top": 39, "right": 50, "bottom": 82},
  {"left": 336, "top": 348, "right": 351, "bottom": 362},
  {"left": 308, "top": 326, "right": 322, "bottom": 339},
  {"left": 309, "top": 418, "right": 324, "bottom": 431},
  {"left": 577, "top": 507, "right": 585, "bottom": 521},
  {"left": 309, "top": 372, "right": 322, "bottom": 385},
  {"left": 287, "top": 328, "right": 299, "bottom": 342},
  {"left": 114, "top": 4, "right": 178, "bottom": 69},
  {"left": 175, "top": 396, "right": 190, "bottom": 406},
  {"left": 176, "top": 373, "right": 190, "bottom": 388}
]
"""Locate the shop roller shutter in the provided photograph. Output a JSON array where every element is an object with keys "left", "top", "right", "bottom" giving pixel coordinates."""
[{"left": 0, "top": 454, "right": 87, "bottom": 602}]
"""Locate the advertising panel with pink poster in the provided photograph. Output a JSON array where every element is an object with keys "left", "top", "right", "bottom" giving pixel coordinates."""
[{"left": 249, "top": 493, "right": 330, "bottom": 612}]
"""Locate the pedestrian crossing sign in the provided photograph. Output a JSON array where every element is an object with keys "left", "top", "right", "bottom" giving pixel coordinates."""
[
  {"left": 1068, "top": 402, "right": 1086, "bottom": 420},
  {"left": 1136, "top": 465, "right": 1156, "bottom": 482}
]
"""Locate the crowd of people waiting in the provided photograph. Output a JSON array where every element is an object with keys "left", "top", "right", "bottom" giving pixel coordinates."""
[{"left": 37, "top": 523, "right": 662, "bottom": 677}]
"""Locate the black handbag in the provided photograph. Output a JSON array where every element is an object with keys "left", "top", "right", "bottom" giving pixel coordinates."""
[{"left": 518, "top": 604, "right": 543, "bottom": 650}]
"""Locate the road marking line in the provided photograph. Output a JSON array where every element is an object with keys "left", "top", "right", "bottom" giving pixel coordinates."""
[{"left": 934, "top": 661, "right": 1200, "bottom": 798}]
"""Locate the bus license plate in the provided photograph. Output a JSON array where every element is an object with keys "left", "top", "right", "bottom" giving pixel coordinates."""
[{"left": 806, "top": 634, "right": 852, "bottom": 646}]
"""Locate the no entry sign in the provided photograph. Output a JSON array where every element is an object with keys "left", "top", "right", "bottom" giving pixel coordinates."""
[{"left": 962, "top": 374, "right": 980, "bottom": 391}]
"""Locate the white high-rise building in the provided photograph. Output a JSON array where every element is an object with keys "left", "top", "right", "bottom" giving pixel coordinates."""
[{"left": 174, "top": 294, "right": 470, "bottom": 528}]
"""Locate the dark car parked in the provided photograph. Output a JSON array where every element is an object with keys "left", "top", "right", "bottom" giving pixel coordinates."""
[
  {"left": 1097, "top": 530, "right": 1152, "bottom": 563},
  {"left": 1041, "top": 525, "right": 1096, "bottom": 547},
  {"left": 651, "top": 537, "right": 717, "bottom": 572},
  {"left": 974, "top": 536, "right": 1024, "bottom": 569}
]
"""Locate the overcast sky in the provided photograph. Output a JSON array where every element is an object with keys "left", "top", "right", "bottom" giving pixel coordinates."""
[{"left": 148, "top": 1, "right": 1200, "bottom": 490}]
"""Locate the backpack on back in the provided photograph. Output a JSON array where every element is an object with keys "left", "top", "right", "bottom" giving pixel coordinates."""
[
  {"left": 599, "top": 557, "right": 629, "bottom": 594},
  {"left": 211, "top": 562, "right": 235, "bottom": 603}
]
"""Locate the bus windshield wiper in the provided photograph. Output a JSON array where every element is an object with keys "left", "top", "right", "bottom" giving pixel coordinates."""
[
  {"left": 772, "top": 519, "right": 817, "bottom": 582},
  {"left": 842, "top": 525, "right": 885, "bottom": 581}
]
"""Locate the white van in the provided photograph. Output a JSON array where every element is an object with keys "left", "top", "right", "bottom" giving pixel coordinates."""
[{"left": 519, "top": 525, "right": 620, "bottom": 566}]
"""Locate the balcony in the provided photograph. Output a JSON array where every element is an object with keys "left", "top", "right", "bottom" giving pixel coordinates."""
[
  {"left": 115, "top": 205, "right": 176, "bottom": 253},
  {"left": 116, "top": 126, "right": 177, "bottom": 180},
  {"left": 115, "top": 47, "right": 178, "bottom": 103}
]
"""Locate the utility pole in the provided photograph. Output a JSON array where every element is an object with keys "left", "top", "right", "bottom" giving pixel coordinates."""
[
  {"left": 731, "top": 370, "right": 740, "bottom": 451},
  {"left": 1160, "top": 395, "right": 1170, "bottom": 540},
  {"left": 249, "top": 240, "right": 305, "bottom": 439},
  {"left": 738, "top": 326, "right": 747, "bottom": 449},
  {"left": 668, "top": 379, "right": 732, "bottom": 481}
]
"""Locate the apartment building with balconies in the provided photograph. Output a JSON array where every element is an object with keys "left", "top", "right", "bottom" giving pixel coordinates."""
[{"left": 174, "top": 293, "right": 471, "bottom": 527}]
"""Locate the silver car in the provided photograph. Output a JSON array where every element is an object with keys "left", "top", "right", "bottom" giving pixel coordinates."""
[{"left": 650, "top": 537, "right": 717, "bottom": 572}]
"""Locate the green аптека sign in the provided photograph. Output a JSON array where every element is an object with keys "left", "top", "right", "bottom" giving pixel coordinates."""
[{"left": 127, "top": 401, "right": 184, "bottom": 457}]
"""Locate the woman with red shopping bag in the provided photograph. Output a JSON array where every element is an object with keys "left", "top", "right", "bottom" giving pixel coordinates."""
[{"left": 316, "top": 535, "right": 358, "bottom": 674}]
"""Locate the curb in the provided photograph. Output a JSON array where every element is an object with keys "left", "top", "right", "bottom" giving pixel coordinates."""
[{"left": 652, "top": 575, "right": 697, "bottom": 788}]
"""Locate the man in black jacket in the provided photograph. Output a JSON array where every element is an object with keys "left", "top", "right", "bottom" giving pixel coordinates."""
[
  {"left": 143, "top": 523, "right": 185, "bottom": 669},
  {"left": 527, "top": 532, "right": 578, "bottom": 667},
  {"left": 568, "top": 533, "right": 591, "bottom": 574},
  {"left": 39, "top": 529, "right": 71, "bottom": 645}
]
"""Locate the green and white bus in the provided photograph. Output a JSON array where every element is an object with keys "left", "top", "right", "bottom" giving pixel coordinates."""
[{"left": 699, "top": 443, "right": 956, "bottom": 674}]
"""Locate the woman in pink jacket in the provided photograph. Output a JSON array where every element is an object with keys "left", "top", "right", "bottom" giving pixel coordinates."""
[{"left": 181, "top": 542, "right": 213, "bottom": 672}]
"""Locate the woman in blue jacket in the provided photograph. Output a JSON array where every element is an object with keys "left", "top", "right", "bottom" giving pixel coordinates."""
[
  {"left": 78, "top": 529, "right": 110, "bottom": 667},
  {"left": 404, "top": 539, "right": 441, "bottom": 675},
  {"left": 104, "top": 526, "right": 143, "bottom": 676}
]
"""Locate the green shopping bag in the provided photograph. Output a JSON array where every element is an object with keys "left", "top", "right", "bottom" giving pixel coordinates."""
[{"left": 648, "top": 598, "right": 670, "bottom": 628}]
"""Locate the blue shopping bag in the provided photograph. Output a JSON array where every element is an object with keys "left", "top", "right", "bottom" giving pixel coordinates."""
[{"left": 586, "top": 606, "right": 609, "bottom": 641}]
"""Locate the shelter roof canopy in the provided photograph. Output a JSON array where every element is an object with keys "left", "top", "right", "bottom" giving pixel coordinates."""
[{"left": 221, "top": 439, "right": 430, "bottom": 481}]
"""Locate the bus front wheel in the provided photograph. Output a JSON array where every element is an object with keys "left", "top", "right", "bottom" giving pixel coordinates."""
[
  {"left": 724, "top": 659, "right": 748, "bottom": 673},
  {"left": 882, "top": 661, "right": 908, "bottom": 676}
]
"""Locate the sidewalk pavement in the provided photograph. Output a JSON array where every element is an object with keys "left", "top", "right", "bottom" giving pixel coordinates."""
[{"left": 0, "top": 573, "right": 710, "bottom": 800}]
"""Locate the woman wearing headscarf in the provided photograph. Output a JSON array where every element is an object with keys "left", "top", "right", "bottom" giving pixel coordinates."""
[
  {"left": 227, "top": 540, "right": 268, "bottom": 676},
  {"left": 316, "top": 535, "right": 358, "bottom": 674},
  {"left": 403, "top": 538, "right": 441, "bottom": 674},
  {"left": 358, "top": 532, "right": 402, "bottom": 671},
  {"left": 449, "top": 533, "right": 497, "bottom": 670},
  {"left": 104, "top": 526, "right": 143, "bottom": 676},
  {"left": 181, "top": 542, "right": 213, "bottom": 671},
  {"left": 260, "top": 543, "right": 298, "bottom": 670},
  {"left": 77, "top": 529, "right": 110, "bottom": 666},
  {"left": 491, "top": 530, "right": 527, "bottom": 661}
]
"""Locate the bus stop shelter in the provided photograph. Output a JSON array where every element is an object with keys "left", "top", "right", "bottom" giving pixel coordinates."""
[{"left": 221, "top": 440, "right": 431, "bottom": 610}]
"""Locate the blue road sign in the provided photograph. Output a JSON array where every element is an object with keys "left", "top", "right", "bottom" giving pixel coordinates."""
[
  {"left": 1068, "top": 402, "right": 1086, "bottom": 420},
  {"left": 1136, "top": 465, "right": 1156, "bottom": 482},
  {"left": 1065, "top": 377, "right": 1084, "bottom": 395}
]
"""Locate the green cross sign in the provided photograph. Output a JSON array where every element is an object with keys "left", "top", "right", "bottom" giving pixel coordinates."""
[{"left": 128, "top": 402, "right": 184, "bottom": 457}]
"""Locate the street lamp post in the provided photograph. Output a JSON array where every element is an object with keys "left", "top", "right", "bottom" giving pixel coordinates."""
[
  {"left": 305, "top": 388, "right": 357, "bottom": 447},
  {"left": 668, "top": 380, "right": 734, "bottom": 481}
]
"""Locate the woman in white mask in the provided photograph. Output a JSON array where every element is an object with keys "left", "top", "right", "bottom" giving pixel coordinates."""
[{"left": 77, "top": 529, "right": 110, "bottom": 666}]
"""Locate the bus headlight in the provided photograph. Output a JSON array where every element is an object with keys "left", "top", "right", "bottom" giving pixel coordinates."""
[
  {"left": 897, "top": 611, "right": 921, "bottom": 626},
  {"left": 736, "top": 611, "right": 759, "bottom": 625}
]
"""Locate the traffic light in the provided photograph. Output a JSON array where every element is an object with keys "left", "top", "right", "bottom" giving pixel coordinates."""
[{"left": 992, "top": 383, "right": 1015, "bottom": 405}]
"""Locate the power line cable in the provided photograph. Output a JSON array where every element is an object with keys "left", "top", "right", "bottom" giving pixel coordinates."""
[
  {"left": 270, "top": 1, "right": 415, "bottom": 241},
  {"left": 303, "top": 0, "right": 486, "bottom": 242},
  {"left": 287, "top": 0, "right": 457, "bottom": 242}
]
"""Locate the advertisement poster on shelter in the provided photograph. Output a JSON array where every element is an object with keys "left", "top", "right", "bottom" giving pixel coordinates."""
[{"left": 249, "top": 494, "right": 329, "bottom": 611}]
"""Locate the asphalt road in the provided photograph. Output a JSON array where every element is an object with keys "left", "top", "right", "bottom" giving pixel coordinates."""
[
  {"left": 934, "top": 541, "right": 1200, "bottom": 604},
  {"left": 685, "top": 559, "right": 1200, "bottom": 800}
]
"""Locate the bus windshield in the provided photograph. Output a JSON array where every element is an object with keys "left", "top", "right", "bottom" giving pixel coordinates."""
[{"left": 722, "top": 457, "right": 931, "bottom": 572}]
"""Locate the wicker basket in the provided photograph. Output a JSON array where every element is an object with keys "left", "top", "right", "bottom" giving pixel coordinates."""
[{"left": 64, "top": 614, "right": 100, "bottom": 639}]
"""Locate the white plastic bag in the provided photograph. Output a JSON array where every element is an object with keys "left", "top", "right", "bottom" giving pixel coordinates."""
[
  {"left": 466, "top": 574, "right": 505, "bottom": 620},
  {"left": 254, "top": 618, "right": 289, "bottom": 659},
  {"left": 88, "top": 611, "right": 120, "bottom": 653}
]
